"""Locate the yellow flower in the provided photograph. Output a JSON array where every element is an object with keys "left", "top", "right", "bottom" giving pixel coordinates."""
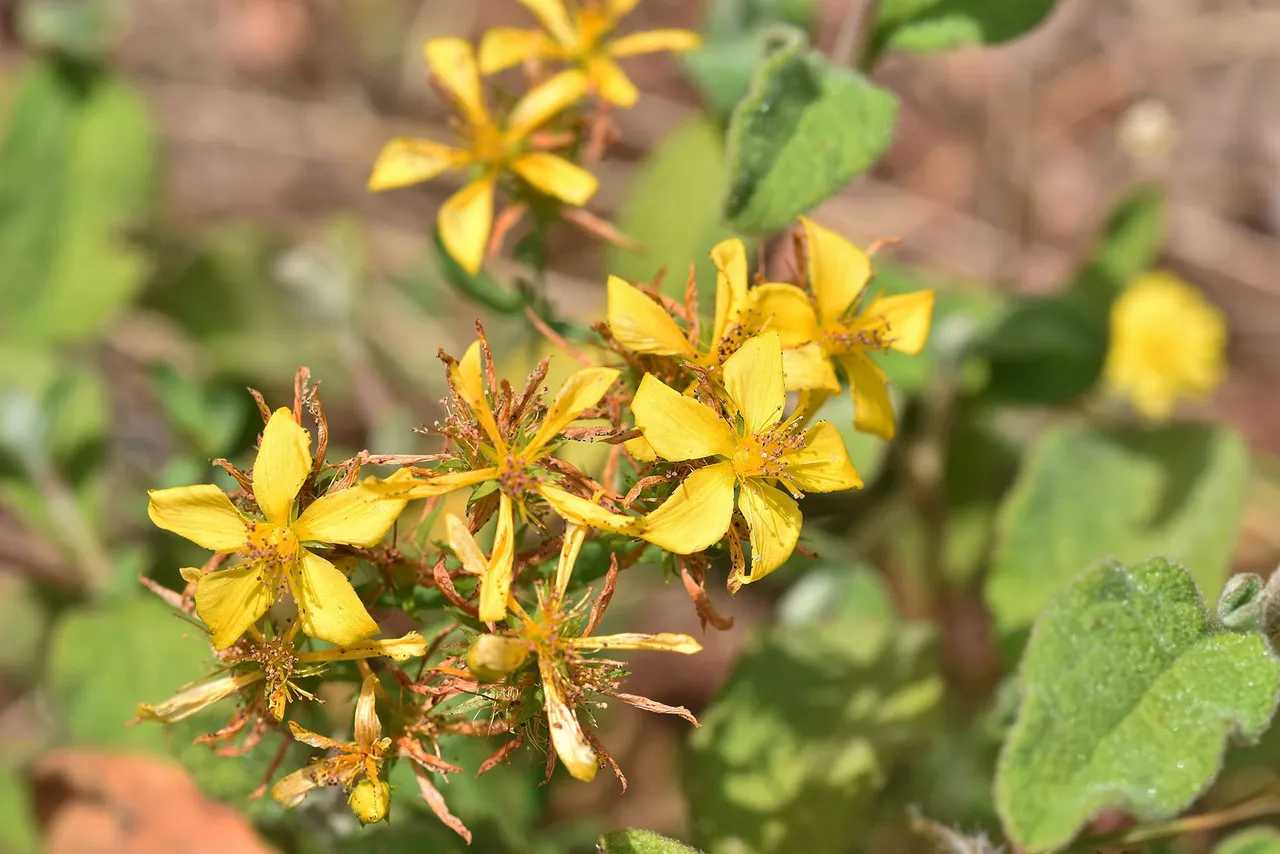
[
  {"left": 632, "top": 332, "right": 863, "bottom": 586},
  {"left": 272, "top": 674, "right": 393, "bottom": 824},
  {"left": 751, "top": 217, "right": 935, "bottom": 439},
  {"left": 479, "top": 0, "right": 701, "bottom": 108},
  {"left": 1104, "top": 271, "right": 1226, "bottom": 419},
  {"left": 148, "top": 408, "right": 410, "bottom": 650},
  {"left": 367, "top": 37, "right": 596, "bottom": 274}
]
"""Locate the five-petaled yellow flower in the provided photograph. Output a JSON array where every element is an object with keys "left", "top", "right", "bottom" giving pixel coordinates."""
[
  {"left": 480, "top": 0, "right": 701, "bottom": 108},
  {"left": 148, "top": 408, "right": 409, "bottom": 649},
  {"left": 1104, "top": 270, "right": 1227, "bottom": 419},
  {"left": 633, "top": 332, "right": 862, "bottom": 586},
  {"left": 751, "top": 217, "right": 935, "bottom": 439},
  {"left": 368, "top": 37, "right": 597, "bottom": 274}
]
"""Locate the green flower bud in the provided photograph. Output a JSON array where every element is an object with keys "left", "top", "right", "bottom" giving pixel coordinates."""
[{"left": 466, "top": 634, "right": 529, "bottom": 682}]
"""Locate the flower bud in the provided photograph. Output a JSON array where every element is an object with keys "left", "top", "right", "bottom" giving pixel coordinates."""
[
  {"left": 466, "top": 634, "right": 529, "bottom": 682},
  {"left": 348, "top": 778, "right": 390, "bottom": 825}
]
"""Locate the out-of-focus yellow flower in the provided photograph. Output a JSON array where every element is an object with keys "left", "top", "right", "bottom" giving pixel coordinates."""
[
  {"left": 148, "top": 409, "right": 410, "bottom": 649},
  {"left": 272, "top": 674, "right": 393, "bottom": 824},
  {"left": 480, "top": 0, "right": 701, "bottom": 108},
  {"left": 632, "top": 332, "right": 862, "bottom": 586},
  {"left": 368, "top": 37, "right": 596, "bottom": 274},
  {"left": 1105, "top": 271, "right": 1226, "bottom": 419},
  {"left": 751, "top": 217, "right": 935, "bottom": 439}
]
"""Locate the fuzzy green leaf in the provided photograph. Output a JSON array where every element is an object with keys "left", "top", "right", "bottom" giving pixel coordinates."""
[
  {"left": 599, "top": 829, "right": 704, "bottom": 854},
  {"left": 872, "top": 0, "right": 1057, "bottom": 58},
  {"left": 1216, "top": 827, "right": 1280, "bottom": 854},
  {"left": 722, "top": 27, "right": 898, "bottom": 236},
  {"left": 985, "top": 422, "right": 1248, "bottom": 633},
  {"left": 996, "top": 558, "right": 1280, "bottom": 852}
]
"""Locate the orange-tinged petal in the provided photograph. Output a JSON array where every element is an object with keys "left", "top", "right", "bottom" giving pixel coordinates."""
[
  {"left": 478, "top": 493, "right": 516, "bottom": 622},
  {"left": 507, "top": 69, "right": 589, "bottom": 140},
  {"left": 136, "top": 671, "right": 265, "bottom": 723},
  {"left": 539, "top": 656, "right": 597, "bottom": 782},
  {"left": 800, "top": 215, "right": 871, "bottom": 325},
  {"left": 570, "top": 632, "right": 702, "bottom": 654},
  {"left": 722, "top": 332, "right": 785, "bottom": 435},
  {"left": 525, "top": 367, "right": 619, "bottom": 456},
  {"left": 445, "top": 514, "right": 489, "bottom": 576},
  {"left": 438, "top": 177, "right": 496, "bottom": 276},
  {"left": 456, "top": 340, "right": 505, "bottom": 451},
  {"left": 511, "top": 152, "right": 598, "bottom": 205},
  {"left": 783, "top": 421, "right": 863, "bottom": 493},
  {"left": 366, "top": 138, "right": 468, "bottom": 192},
  {"left": 639, "top": 461, "right": 735, "bottom": 554},
  {"left": 608, "top": 29, "right": 702, "bottom": 57},
  {"left": 632, "top": 374, "right": 735, "bottom": 461},
  {"left": 147, "top": 484, "right": 247, "bottom": 551},
  {"left": 519, "top": 0, "right": 577, "bottom": 45},
  {"left": 478, "top": 27, "right": 552, "bottom": 74},
  {"left": 195, "top": 564, "right": 274, "bottom": 650},
  {"left": 537, "top": 483, "right": 639, "bottom": 534},
  {"left": 286, "top": 720, "right": 347, "bottom": 751},
  {"left": 737, "top": 479, "right": 801, "bottom": 584},
  {"left": 864, "top": 290, "right": 935, "bottom": 354},
  {"left": 782, "top": 342, "right": 840, "bottom": 392},
  {"left": 750, "top": 282, "right": 821, "bottom": 347},
  {"left": 839, "top": 352, "right": 896, "bottom": 440},
  {"left": 361, "top": 466, "right": 499, "bottom": 500},
  {"left": 293, "top": 470, "right": 412, "bottom": 546},
  {"left": 586, "top": 55, "right": 638, "bottom": 107},
  {"left": 606, "top": 276, "right": 694, "bottom": 356},
  {"left": 354, "top": 673, "right": 382, "bottom": 747},
  {"left": 254, "top": 408, "right": 312, "bottom": 527},
  {"left": 424, "top": 37, "right": 488, "bottom": 126},
  {"left": 711, "top": 238, "right": 749, "bottom": 344},
  {"left": 290, "top": 550, "right": 379, "bottom": 646},
  {"left": 271, "top": 767, "right": 320, "bottom": 809}
]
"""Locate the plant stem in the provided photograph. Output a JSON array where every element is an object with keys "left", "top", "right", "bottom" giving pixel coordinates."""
[
  {"left": 831, "top": 0, "right": 881, "bottom": 70},
  {"left": 1068, "top": 784, "right": 1280, "bottom": 851}
]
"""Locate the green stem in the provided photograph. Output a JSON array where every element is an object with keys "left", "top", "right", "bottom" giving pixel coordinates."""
[{"left": 1067, "top": 784, "right": 1280, "bottom": 851}]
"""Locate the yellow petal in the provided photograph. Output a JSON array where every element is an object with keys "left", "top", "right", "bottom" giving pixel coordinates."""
[
  {"left": 606, "top": 276, "right": 694, "bottom": 356},
  {"left": 147, "top": 484, "right": 247, "bottom": 551},
  {"left": 525, "top": 367, "right": 620, "bottom": 456},
  {"left": 287, "top": 720, "right": 347, "bottom": 751},
  {"left": 538, "top": 656, "right": 597, "bottom": 782},
  {"left": 507, "top": 69, "right": 589, "bottom": 139},
  {"left": 783, "top": 342, "right": 840, "bottom": 392},
  {"left": 478, "top": 27, "right": 551, "bottom": 74},
  {"left": 537, "top": 483, "right": 640, "bottom": 534},
  {"left": 800, "top": 215, "right": 871, "bottom": 325},
  {"left": 552, "top": 523, "right": 587, "bottom": 603},
  {"left": 478, "top": 493, "right": 517, "bottom": 622},
  {"left": 424, "top": 37, "right": 488, "bottom": 126},
  {"left": 711, "top": 238, "right": 749, "bottom": 344},
  {"left": 608, "top": 28, "right": 702, "bottom": 57},
  {"left": 639, "top": 461, "right": 735, "bottom": 554},
  {"left": 625, "top": 434, "right": 657, "bottom": 462},
  {"left": 195, "top": 564, "right": 275, "bottom": 650},
  {"left": 445, "top": 514, "right": 489, "bottom": 576},
  {"left": 438, "top": 177, "right": 496, "bottom": 276},
  {"left": 511, "top": 152, "right": 598, "bottom": 205},
  {"left": 839, "top": 352, "right": 896, "bottom": 440},
  {"left": 864, "top": 290, "right": 935, "bottom": 354},
  {"left": 366, "top": 138, "right": 468, "bottom": 192},
  {"left": 293, "top": 470, "right": 412, "bottom": 546},
  {"left": 361, "top": 466, "right": 499, "bottom": 500},
  {"left": 736, "top": 479, "right": 801, "bottom": 584},
  {"left": 136, "top": 671, "right": 265, "bottom": 723},
  {"left": 290, "top": 550, "right": 379, "bottom": 646},
  {"left": 354, "top": 673, "right": 383, "bottom": 747},
  {"left": 455, "top": 340, "right": 505, "bottom": 450},
  {"left": 298, "top": 631, "right": 428, "bottom": 663},
  {"left": 783, "top": 421, "right": 863, "bottom": 493},
  {"left": 586, "top": 55, "right": 638, "bottom": 107},
  {"left": 750, "top": 282, "right": 821, "bottom": 348},
  {"left": 254, "top": 408, "right": 312, "bottom": 527},
  {"left": 271, "top": 767, "right": 320, "bottom": 809},
  {"left": 604, "top": 0, "right": 640, "bottom": 20},
  {"left": 722, "top": 332, "right": 785, "bottom": 435},
  {"left": 518, "top": 0, "right": 577, "bottom": 45},
  {"left": 632, "top": 374, "right": 735, "bottom": 461},
  {"left": 570, "top": 632, "right": 701, "bottom": 654}
]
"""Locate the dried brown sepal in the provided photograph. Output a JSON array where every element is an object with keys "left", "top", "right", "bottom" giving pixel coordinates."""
[
  {"left": 408, "top": 757, "right": 472, "bottom": 844},
  {"left": 522, "top": 305, "right": 594, "bottom": 367},
  {"left": 680, "top": 560, "right": 734, "bottom": 631},
  {"left": 432, "top": 555, "right": 479, "bottom": 618},
  {"left": 609, "top": 691, "right": 699, "bottom": 726},
  {"left": 582, "top": 727, "right": 627, "bottom": 792},
  {"left": 247, "top": 733, "right": 294, "bottom": 800},
  {"left": 583, "top": 555, "right": 620, "bottom": 638},
  {"left": 477, "top": 734, "right": 524, "bottom": 776},
  {"left": 560, "top": 207, "right": 641, "bottom": 252}
]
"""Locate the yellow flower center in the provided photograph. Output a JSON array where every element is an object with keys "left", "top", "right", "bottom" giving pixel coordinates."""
[
  {"left": 244, "top": 521, "right": 301, "bottom": 597},
  {"left": 732, "top": 422, "right": 806, "bottom": 481},
  {"left": 497, "top": 452, "right": 537, "bottom": 496},
  {"left": 469, "top": 122, "right": 510, "bottom": 167},
  {"left": 821, "top": 317, "right": 892, "bottom": 355}
]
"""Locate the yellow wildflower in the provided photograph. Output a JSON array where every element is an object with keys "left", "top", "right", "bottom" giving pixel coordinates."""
[
  {"left": 367, "top": 37, "right": 596, "bottom": 274},
  {"left": 1104, "top": 270, "right": 1227, "bottom": 419},
  {"left": 148, "top": 408, "right": 409, "bottom": 649},
  {"left": 751, "top": 217, "right": 935, "bottom": 439},
  {"left": 479, "top": 0, "right": 701, "bottom": 108},
  {"left": 632, "top": 332, "right": 862, "bottom": 586},
  {"left": 272, "top": 674, "right": 393, "bottom": 825}
]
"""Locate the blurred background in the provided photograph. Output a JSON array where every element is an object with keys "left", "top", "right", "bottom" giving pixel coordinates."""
[{"left": 4, "top": 0, "right": 1280, "bottom": 852}]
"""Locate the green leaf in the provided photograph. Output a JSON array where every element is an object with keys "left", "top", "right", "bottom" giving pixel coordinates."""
[
  {"left": 0, "top": 576, "right": 48, "bottom": 683},
  {"left": 872, "top": 0, "right": 1057, "bottom": 58},
  {"left": 1219, "top": 573, "right": 1266, "bottom": 632},
  {"left": 995, "top": 558, "right": 1280, "bottom": 852},
  {"left": 685, "top": 610, "right": 941, "bottom": 853},
  {"left": 0, "top": 765, "right": 37, "bottom": 854},
  {"left": 985, "top": 422, "right": 1248, "bottom": 633},
  {"left": 722, "top": 27, "right": 898, "bottom": 236},
  {"left": 1075, "top": 183, "right": 1167, "bottom": 303},
  {"left": 0, "top": 63, "right": 156, "bottom": 344},
  {"left": 1217, "top": 827, "right": 1280, "bottom": 854},
  {"left": 598, "top": 829, "right": 704, "bottom": 854},
  {"left": 18, "top": 0, "right": 128, "bottom": 61}
]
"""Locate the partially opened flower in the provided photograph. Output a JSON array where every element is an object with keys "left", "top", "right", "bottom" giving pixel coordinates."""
[
  {"left": 368, "top": 37, "right": 596, "bottom": 274},
  {"left": 479, "top": 0, "right": 701, "bottom": 108},
  {"left": 1104, "top": 270, "right": 1226, "bottom": 419},
  {"left": 272, "top": 674, "right": 393, "bottom": 825},
  {"left": 751, "top": 217, "right": 935, "bottom": 439},
  {"left": 632, "top": 332, "right": 863, "bottom": 586},
  {"left": 148, "top": 408, "right": 410, "bottom": 649}
]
